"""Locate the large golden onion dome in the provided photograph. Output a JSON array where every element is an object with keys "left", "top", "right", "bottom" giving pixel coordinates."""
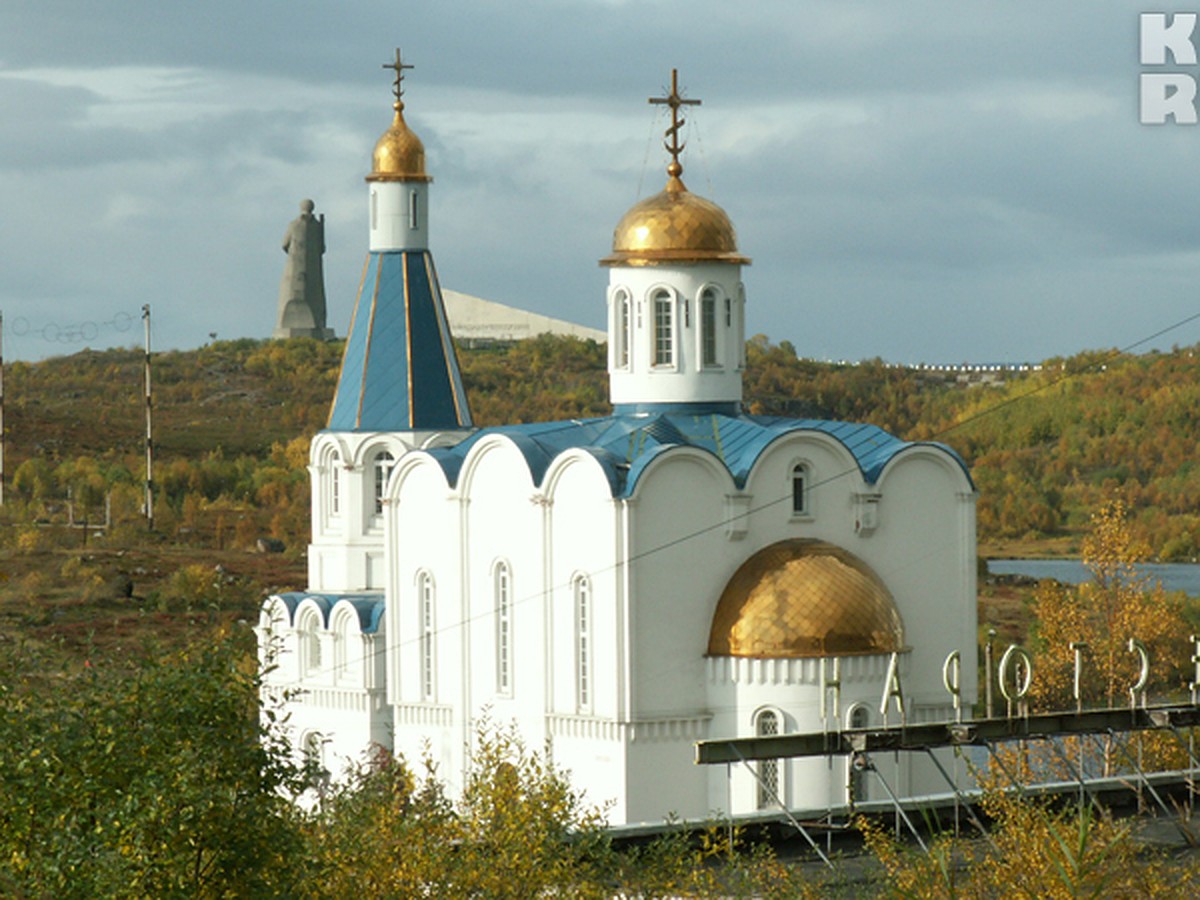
[
  {"left": 600, "top": 164, "right": 748, "bottom": 266},
  {"left": 707, "top": 540, "right": 904, "bottom": 658},
  {"left": 367, "top": 102, "right": 431, "bottom": 183}
]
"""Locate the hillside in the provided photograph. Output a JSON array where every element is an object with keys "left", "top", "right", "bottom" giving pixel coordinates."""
[
  {"left": 2, "top": 334, "right": 1198, "bottom": 665},
  {"left": 6, "top": 335, "right": 1200, "bottom": 556}
]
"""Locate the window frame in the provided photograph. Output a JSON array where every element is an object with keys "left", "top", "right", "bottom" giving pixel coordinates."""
[
  {"left": 495, "top": 561, "right": 513, "bottom": 695},
  {"left": 574, "top": 575, "right": 593, "bottom": 713},
  {"left": 651, "top": 288, "right": 675, "bottom": 368},
  {"left": 790, "top": 461, "right": 812, "bottom": 518},
  {"left": 418, "top": 571, "right": 435, "bottom": 701}
]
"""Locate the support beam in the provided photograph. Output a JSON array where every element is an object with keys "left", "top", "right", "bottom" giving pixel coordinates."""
[{"left": 695, "top": 703, "right": 1200, "bottom": 765}]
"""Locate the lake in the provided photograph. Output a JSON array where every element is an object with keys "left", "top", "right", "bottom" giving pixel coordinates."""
[{"left": 988, "top": 559, "right": 1200, "bottom": 597}]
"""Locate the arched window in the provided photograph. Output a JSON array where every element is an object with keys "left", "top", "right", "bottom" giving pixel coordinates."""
[
  {"left": 652, "top": 289, "right": 674, "bottom": 367},
  {"left": 302, "top": 730, "right": 327, "bottom": 775},
  {"left": 791, "top": 463, "right": 809, "bottom": 516},
  {"left": 300, "top": 613, "right": 322, "bottom": 677},
  {"left": 330, "top": 452, "right": 341, "bottom": 516},
  {"left": 418, "top": 572, "right": 435, "bottom": 701},
  {"left": 574, "top": 575, "right": 592, "bottom": 712},
  {"left": 613, "top": 289, "right": 631, "bottom": 369},
  {"left": 755, "top": 709, "right": 780, "bottom": 808},
  {"left": 848, "top": 705, "right": 870, "bottom": 803},
  {"left": 409, "top": 190, "right": 420, "bottom": 230},
  {"left": 495, "top": 562, "right": 512, "bottom": 694},
  {"left": 700, "top": 288, "right": 718, "bottom": 367},
  {"left": 374, "top": 451, "right": 395, "bottom": 515}
]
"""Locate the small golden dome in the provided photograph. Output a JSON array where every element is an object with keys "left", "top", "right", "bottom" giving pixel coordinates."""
[
  {"left": 600, "top": 172, "right": 748, "bottom": 267},
  {"left": 367, "top": 104, "right": 431, "bottom": 183},
  {"left": 708, "top": 540, "right": 904, "bottom": 658}
]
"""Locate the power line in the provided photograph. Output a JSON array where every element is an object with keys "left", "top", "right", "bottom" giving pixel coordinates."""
[{"left": 270, "top": 308, "right": 1200, "bottom": 695}]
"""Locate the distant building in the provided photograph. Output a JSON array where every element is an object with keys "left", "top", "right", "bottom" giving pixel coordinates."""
[
  {"left": 443, "top": 289, "right": 604, "bottom": 345},
  {"left": 258, "top": 59, "right": 978, "bottom": 827}
]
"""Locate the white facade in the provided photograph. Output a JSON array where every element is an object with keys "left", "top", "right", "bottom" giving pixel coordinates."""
[{"left": 258, "top": 65, "right": 978, "bottom": 828}]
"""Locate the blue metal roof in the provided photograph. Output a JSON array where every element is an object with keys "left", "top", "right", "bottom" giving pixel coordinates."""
[
  {"left": 425, "top": 412, "right": 971, "bottom": 497},
  {"left": 327, "top": 250, "right": 473, "bottom": 431},
  {"left": 272, "top": 592, "right": 385, "bottom": 633}
]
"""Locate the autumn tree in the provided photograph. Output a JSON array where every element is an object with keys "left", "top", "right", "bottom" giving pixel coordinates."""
[{"left": 1028, "top": 499, "right": 1190, "bottom": 712}]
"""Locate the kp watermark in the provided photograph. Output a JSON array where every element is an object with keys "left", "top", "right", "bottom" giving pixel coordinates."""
[{"left": 1141, "top": 12, "right": 1200, "bottom": 123}]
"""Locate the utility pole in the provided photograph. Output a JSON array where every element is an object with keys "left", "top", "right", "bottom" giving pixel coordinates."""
[{"left": 143, "top": 305, "right": 153, "bottom": 530}]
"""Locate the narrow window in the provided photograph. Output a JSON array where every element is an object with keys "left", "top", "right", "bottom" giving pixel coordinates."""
[
  {"left": 725, "top": 296, "right": 732, "bottom": 327},
  {"left": 575, "top": 576, "right": 592, "bottom": 711},
  {"left": 303, "top": 617, "right": 322, "bottom": 676},
  {"left": 756, "top": 710, "right": 780, "bottom": 808},
  {"left": 374, "top": 451, "right": 395, "bottom": 515},
  {"left": 614, "top": 289, "right": 630, "bottom": 369},
  {"left": 701, "top": 289, "right": 718, "bottom": 367},
  {"left": 419, "top": 573, "right": 435, "bottom": 700},
  {"left": 409, "top": 190, "right": 419, "bottom": 230},
  {"left": 496, "top": 563, "right": 512, "bottom": 694},
  {"left": 330, "top": 454, "right": 341, "bottom": 516},
  {"left": 791, "top": 464, "right": 808, "bottom": 516},
  {"left": 652, "top": 290, "right": 673, "bottom": 366},
  {"left": 370, "top": 190, "right": 378, "bottom": 230}
]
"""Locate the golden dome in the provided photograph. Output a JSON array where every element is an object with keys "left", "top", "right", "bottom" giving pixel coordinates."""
[
  {"left": 600, "top": 170, "right": 748, "bottom": 267},
  {"left": 707, "top": 540, "right": 904, "bottom": 658},
  {"left": 367, "top": 103, "right": 431, "bottom": 183}
]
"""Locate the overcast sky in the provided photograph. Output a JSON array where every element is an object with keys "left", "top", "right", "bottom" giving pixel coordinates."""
[{"left": 3, "top": 1, "right": 1199, "bottom": 364}]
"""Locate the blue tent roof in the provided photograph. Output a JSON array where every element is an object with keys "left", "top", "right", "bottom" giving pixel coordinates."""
[
  {"left": 425, "top": 412, "right": 971, "bottom": 497},
  {"left": 327, "top": 250, "right": 473, "bottom": 432}
]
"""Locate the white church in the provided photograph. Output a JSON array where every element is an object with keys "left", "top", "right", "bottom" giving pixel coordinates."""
[{"left": 257, "top": 56, "right": 978, "bottom": 827}]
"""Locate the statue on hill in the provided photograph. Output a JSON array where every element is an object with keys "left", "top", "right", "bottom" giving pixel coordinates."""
[{"left": 274, "top": 199, "right": 335, "bottom": 340}]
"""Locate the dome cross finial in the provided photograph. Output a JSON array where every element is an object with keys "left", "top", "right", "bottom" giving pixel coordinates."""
[
  {"left": 649, "top": 68, "right": 700, "bottom": 180},
  {"left": 383, "top": 48, "right": 413, "bottom": 111}
]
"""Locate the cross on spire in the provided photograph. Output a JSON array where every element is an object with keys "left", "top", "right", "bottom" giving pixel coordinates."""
[
  {"left": 649, "top": 68, "right": 700, "bottom": 178},
  {"left": 383, "top": 48, "right": 413, "bottom": 110}
]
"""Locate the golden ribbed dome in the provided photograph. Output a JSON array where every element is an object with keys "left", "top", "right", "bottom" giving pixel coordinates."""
[
  {"left": 708, "top": 540, "right": 903, "bottom": 658},
  {"left": 367, "top": 104, "right": 431, "bottom": 183},
  {"left": 600, "top": 171, "right": 748, "bottom": 267}
]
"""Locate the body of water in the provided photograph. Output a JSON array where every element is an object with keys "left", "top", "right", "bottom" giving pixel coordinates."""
[{"left": 988, "top": 559, "right": 1200, "bottom": 597}]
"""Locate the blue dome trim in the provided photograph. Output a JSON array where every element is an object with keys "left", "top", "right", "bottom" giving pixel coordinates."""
[
  {"left": 270, "top": 592, "right": 385, "bottom": 632},
  {"left": 424, "top": 413, "right": 972, "bottom": 497}
]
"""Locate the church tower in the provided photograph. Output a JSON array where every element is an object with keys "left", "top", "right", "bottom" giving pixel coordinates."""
[
  {"left": 309, "top": 51, "right": 473, "bottom": 593},
  {"left": 601, "top": 70, "right": 750, "bottom": 414}
]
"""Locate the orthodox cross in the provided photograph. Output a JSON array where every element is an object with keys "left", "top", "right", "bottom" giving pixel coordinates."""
[
  {"left": 383, "top": 48, "right": 413, "bottom": 106},
  {"left": 649, "top": 69, "right": 700, "bottom": 173}
]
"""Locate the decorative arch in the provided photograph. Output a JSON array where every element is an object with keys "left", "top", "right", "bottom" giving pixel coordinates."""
[{"left": 874, "top": 443, "right": 975, "bottom": 493}]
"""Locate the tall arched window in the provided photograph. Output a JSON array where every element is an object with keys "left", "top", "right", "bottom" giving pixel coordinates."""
[
  {"left": 700, "top": 288, "right": 718, "bottom": 367},
  {"left": 419, "top": 572, "right": 435, "bottom": 701},
  {"left": 374, "top": 451, "right": 395, "bottom": 515},
  {"left": 409, "top": 190, "right": 420, "bottom": 229},
  {"left": 791, "top": 463, "right": 809, "bottom": 516},
  {"left": 652, "top": 289, "right": 674, "bottom": 367},
  {"left": 755, "top": 709, "right": 780, "bottom": 808},
  {"left": 329, "top": 452, "right": 341, "bottom": 516},
  {"left": 614, "top": 289, "right": 631, "bottom": 369},
  {"left": 495, "top": 562, "right": 512, "bottom": 695},
  {"left": 574, "top": 575, "right": 592, "bottom": 712},
  {"left": 300, "top": 613, "right": 322, "bottom": 677}
]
